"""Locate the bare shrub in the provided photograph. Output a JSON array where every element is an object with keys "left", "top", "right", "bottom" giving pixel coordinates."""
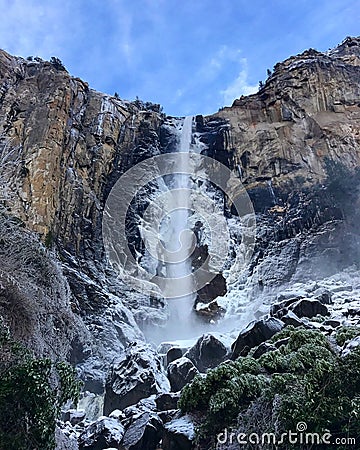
[{"left": 0, "top": 214, "right": 84, "bottom": 358}]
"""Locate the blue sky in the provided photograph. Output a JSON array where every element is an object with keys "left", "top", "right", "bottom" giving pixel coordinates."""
[{"left": 0, "top": 0, "right": 359, "bottom": 116}]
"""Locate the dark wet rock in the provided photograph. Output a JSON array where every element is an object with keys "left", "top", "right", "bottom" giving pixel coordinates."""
[
  {"left": 78, "top": 417, "right": 124, "bottom": 450},
  {"left": 104, "top": 342, "right": 170, "bottom": 415},
  {"left": 290, "top": 298, "right": 329, "bottom": 318},
  {"left": 167, "top": 357, "right": 199, "bottom": 392},
  {"left": 166, "top": 347, "right": 184, "bottom": 366},
  {"left": 195, "top": 273, "right": 227, "bottom": 304},
  {"left": 184, "top": 333, "right": 229, "bottom": 372},
  {"left": 155, "top": 392, "right": 180, "bottom": 411},
  {"left": 231, "top": 317, "right": 284, "bottom": 359},
  {"left": 252, "top": 342, "right": 277, "bottom": 358}
]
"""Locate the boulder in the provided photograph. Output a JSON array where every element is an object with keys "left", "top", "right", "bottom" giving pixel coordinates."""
[
  {"left": 184, "top": 333, "right": 229, "bottom": 372},
  {"left": 162, "top": 415, "right": 195, "bottom": 450},
  {"left": 78, "top": 417, "right": 124, "bottom": 450},
  {"left": 167, "top": 357, "right": 199, "bottom": 392},
  {"left": 252, "top": 342, "right": 277, "bottom": 358},
  {"left": 290, "top": 298, "right": 329, "bottom": 318},
  {"left": 281, "top": 310, "right": 304, "bottom": 327},
  {"left": 166, "top": 347, "right": 184, "bottom": 366},
  {"left": 121, "top": 411, "right": 163, "bottom": 450},
  {"left": 155, "top": 392, "right": 180, "bottom": 411},
  {"left": 231, "top": 318, "right": 284, "bottom": 359},
  {"left": 103, "top": 342, "right": 170, "bottom": 415},
  {"left": 270, "top": 296, "right": 303, "bottom": 317},
  {"left": 55, "top": 427, "right": 79, "bottom": 450}
]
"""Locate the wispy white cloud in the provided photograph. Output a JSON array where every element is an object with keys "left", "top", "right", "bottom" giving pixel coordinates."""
[
  {"left": 199, "top": 45, "right": 243, "bottom": 82},
  {"left": 0, "top": 0, "right": 79, "bottom": 58},
  {"left": 220, "top": 59, "right": 258, "bottom": 106}
]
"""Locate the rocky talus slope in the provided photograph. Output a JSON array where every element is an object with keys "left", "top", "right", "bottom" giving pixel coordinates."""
[{"left": 0, "top": 37, "right": 359, "bottom": 449}]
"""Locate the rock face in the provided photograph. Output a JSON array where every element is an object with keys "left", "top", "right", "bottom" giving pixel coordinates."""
[
  {"left": 0, "top": 48, "right": 167, "bottom": 387},
  {"left": 103, "top": 342, "right": 170, "bottom": 415},
  {"left": 0, "top": 50, "right": 164, "bottom": 247},
  {"left": 193, "top": 36, "right": 360, "bottom": 320},
  {"left": 215, "top": 37, "right": 360, "bottom": 191}
]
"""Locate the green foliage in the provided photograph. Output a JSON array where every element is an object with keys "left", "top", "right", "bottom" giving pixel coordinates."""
[
  {"left": 0, "top": 322, "right": 81, "bottom": 450},
  {"left": 179, "top": 326, "right": 360, "bottom": 444},
  {"left": 132, "top": 96, "right": 164, "bottom": 113},
  {"left": 179, "top": 357, "right": 267, "bottom": 434},
  {"left": 335, "top": 326, "right": 360, "bottom": 346}
]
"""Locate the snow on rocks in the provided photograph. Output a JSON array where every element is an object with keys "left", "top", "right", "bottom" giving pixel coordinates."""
[
  {"left": 103, "top": 342, "right": 170, "bottom": 415},
  {"left": 78, "top": 417, "right": 125, "bottom": 450},
  {"left": 167, "top": 357, "right": 199, "bottom": 392},
  {"left": 162, "top": 414, "right": 196, "bottom": 450},
  {"left": 341, "top": 336, "right": 360, "bottom": 357}
]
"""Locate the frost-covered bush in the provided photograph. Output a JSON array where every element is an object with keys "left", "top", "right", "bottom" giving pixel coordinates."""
[
  {"left": 179, "top": 327, "right": 360, "bottom": 445},
  {"left": 0, "top": 214, "right": 81, "bottom": 358},
  {"left": 335, "top": 326, "right": 360, "bottom": 346}
]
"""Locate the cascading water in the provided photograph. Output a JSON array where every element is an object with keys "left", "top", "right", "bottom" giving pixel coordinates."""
[
  {"left": 103, "top": 113, "right": 258, "bottom": 346},
  {"left": 160, "top": 116, "right": 197, "bottom": 338}
]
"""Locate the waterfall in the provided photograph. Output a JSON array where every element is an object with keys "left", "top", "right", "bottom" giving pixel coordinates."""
[
  {"left": 159, "top": 116, "right": 198, "bottom": 339},
  {"left": 166, "top": 121, "right": 192, "bottom": 274}
]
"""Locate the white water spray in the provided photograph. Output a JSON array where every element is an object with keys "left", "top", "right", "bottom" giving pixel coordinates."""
[{"left": 161, "top": 116, "right": 197, "bottom": 336}]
